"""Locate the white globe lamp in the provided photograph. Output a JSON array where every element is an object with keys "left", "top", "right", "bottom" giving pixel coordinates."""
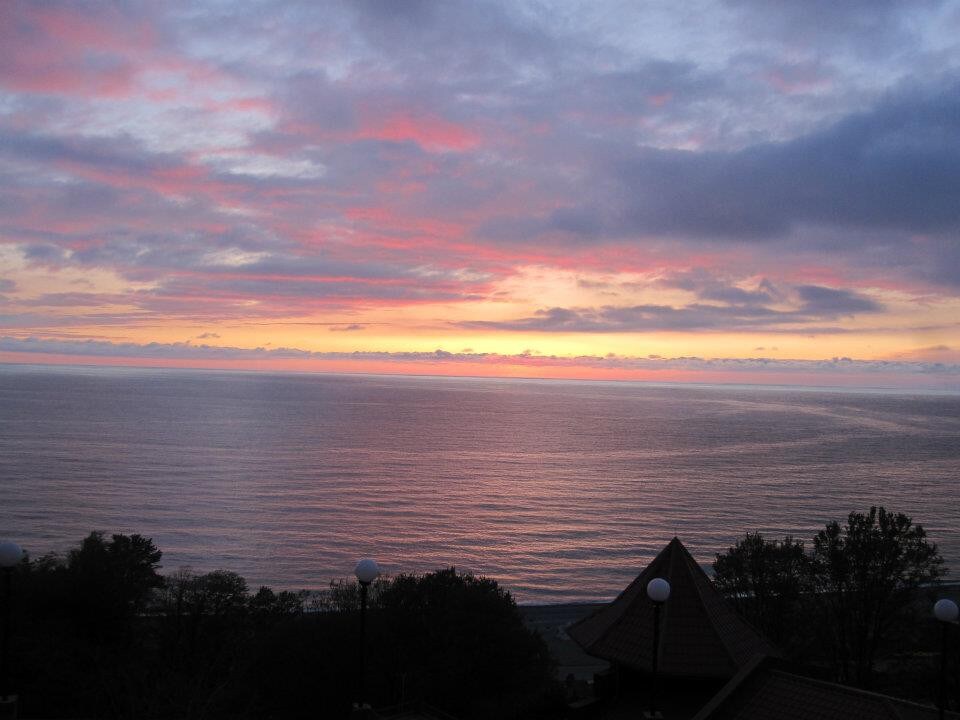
[
  {"left": 647, "top": 577, "right": 671, "bottom": 603},
  {"left": 355, "top": 558, "right": 380, "bottom": 586},
  {"left": 934, "top": 598, "right": 958, "bottom": 623}
]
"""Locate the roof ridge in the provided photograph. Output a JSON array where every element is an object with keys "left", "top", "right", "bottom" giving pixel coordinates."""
[
  {"left": 690, "top": 653, "right": 769, "bottom": 720},
  {"left": 655, "top": 539, "right": 680, "bottom": 667},
  {"left": 694, "top": 658, "right": 960, "bottom": 720},
  {"left": 768, "top": 669, "right": 960, "bottom": 717},
  {"left": 680, "top": 539, "right": 743, "bottom": 674},
  {"left": 569, "top": 537, "right": 777, "bottom": 676},
  {"left": 884, "top": 695, "right": 908, "bottom": 720},
  {"left": 587, "top": 541, "right": 672, "bottom": 657},
  {"left": 680, "top": 539, "right": 778, "bottom": 665}
]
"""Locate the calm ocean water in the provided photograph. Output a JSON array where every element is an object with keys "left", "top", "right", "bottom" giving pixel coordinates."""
[{"left": 1, "top": 364, "right": 958, "bottom": 603}]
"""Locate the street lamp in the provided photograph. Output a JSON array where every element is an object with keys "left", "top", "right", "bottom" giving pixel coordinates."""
[
  {"left": 354, "top": 558, "right": 380, "bottom": 714},
  {"left": 0, "top": 541, "right": 23, "bottom": 713},
  {"left": 934, "top": 598, "right": 958, "bottom": 720},
  {"left": 645, "top": 577, "right": 671, "bottom": 720}
]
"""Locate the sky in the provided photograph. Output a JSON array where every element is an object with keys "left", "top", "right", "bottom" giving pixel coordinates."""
[{"left": 1, "top": 0, "right": 960, "bottom": 388}]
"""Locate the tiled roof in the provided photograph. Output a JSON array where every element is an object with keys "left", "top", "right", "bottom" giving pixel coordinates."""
[
  {"left": 567, "top": 537, "right": 777, "bottom": 678},
  {"left": 692, "top": 655, "right": 959, "bottom": 720}
]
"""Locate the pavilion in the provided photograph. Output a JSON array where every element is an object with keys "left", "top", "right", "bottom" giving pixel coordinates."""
[
  {"left": 565, "top": 537, "right": 955, "bottom": 719},
  {"left": 568, "top": 537, "right": 777, "bottom": 680}
]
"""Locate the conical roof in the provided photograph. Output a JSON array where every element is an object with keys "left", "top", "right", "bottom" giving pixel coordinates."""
[{"left": 567, "top": 537, "right": 777, "bottom": 678}]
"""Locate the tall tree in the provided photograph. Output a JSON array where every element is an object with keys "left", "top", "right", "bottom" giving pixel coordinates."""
[
  {"left": 810, "top": 506, "right": 945, "bottom": 686},
  {"left": 713, "top": 532, "right": 808, "bottom": 647},
  {"left": 376, "top": 568, "right": 555, "bottom": 719},
  {"left": 67, "top": 532, "right": 163, "bottom": 630}
]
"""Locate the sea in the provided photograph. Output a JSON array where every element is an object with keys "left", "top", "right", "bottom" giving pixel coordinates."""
[{"left": 1, "top": 363, "right": 958, "bottom": 604}]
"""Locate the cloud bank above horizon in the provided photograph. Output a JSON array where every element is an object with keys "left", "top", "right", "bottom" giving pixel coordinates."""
[{"left": 2, "top": 1, "right": 959, "bottom": 387}]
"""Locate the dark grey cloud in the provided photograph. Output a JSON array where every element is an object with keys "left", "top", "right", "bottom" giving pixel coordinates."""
[
  {"left": 660, "top": 270, "right": 784, "bottom": 306},
  {"left": 149, "top": 276, "right": 479, "bottom": 303},
  {"left": 460, "top": 282, "right": 882, "bottom": 333},
  {"left": 723, "top": 0, "right": 945, "bottom": 55},
  {"left": 2, "top": 128, "right": 185, "bottom": 177},
  {"left": 460, "top": 305, "right": 769, "bottom": 333},
  {"left": 481, "top": 81, "right": 960, "bottom": 272},
  {"left": 23, "top": 292, "right": 131, "bottom": 307},
  {"left": 795, "top": 285, "right": 882, "bottom": 315}
]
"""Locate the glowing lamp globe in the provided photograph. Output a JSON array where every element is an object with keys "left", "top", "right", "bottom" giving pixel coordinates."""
[
  {"left": 647, "top": 577, "right": 671, "bottom": 603},
  {"left": 0, "top": 541, "right": 23, "bottom": 568},
  {"left": 934, "top": 598, "right": 959, "bottom": 623},
  {"left": 355, "top": 558, "right": 380, "bottom": 585}
]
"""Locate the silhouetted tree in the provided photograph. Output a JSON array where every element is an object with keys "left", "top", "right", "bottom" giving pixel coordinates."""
[
  {"left": 810, "top": 506, "right": 945, "bottom": 687},
  {"left": 67, "top": 531, "right": 163, "bottom": 632},
  {"left": 14, "top": 537, "right": 559, "bottom": 718},
  {"left": 236, "top": 568, "right": 559, "bottom": 720},
  {"left": 714, "top": 508, "right": 947, "bottom": 691},
  {"left": 713, "top": 533, "right": 808, "bottom": 648},
  {"left": 14, "top": 533, "right": 164, "bottom": 718},
  {"left": 375, "top": 568, "right": 556, "bottom": 719},
  {"left": 248, "top": 585, "right": 305, "bottom": 620}
]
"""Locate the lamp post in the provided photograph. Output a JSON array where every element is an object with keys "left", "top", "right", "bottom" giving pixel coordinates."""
[
  {"left": 645, "top": 577, "right": 671, "bottom": 720},
  {"left": 0, "top": 541, "right": 23, "bottom": 716},
  {"left": 354, "top": 558, "right": 380, "bottom": 715},
  {"left": 934, "top": 598, "right": 958, "bottom": 720}
]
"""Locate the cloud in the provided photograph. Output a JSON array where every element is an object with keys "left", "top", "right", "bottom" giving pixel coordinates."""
[
  {"left": 794, "top": 285, "right": 882, "bottom": 315},
  {"left": 723, "top": 0, "right": 945, "bottom": 53},
  {"left": 461, "top": 282, "right": 882, "bottom": 333},
  {"left": 1, "top": 0, "right": 958, "bottom": 348},
  {"left": 0, "top": 4, "right": 147, "bottom": 98},
  {"left": 484, "top": 81, "right": 960, "bottom": 249},
  {"left": 2, "top": 336, "right": 957, "bottom": 379},
  {"left": 659, "top": 270, "right": 784, "bottom": 306},
  {"left": 329, "top": 324, "right": 365, "bottom": 332}
]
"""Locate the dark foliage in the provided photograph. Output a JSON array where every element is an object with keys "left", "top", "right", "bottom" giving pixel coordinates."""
[
  {"left": 233, "top": 568, "right": 558, "bottom": 720},
  {"left": 713, "top": 506, "right": 948, "bottom": 695},
  {"left": 375, "top": 568, "right": 556, "bottom": 718},
  {"left": 712, "top": 532, "right": 808, "bottom": 648},
  {"left": 8, "top": 537, "right": 556, "bottom": 719},
  {"left": 810, "top": 506, "right": 946, "bottom": 687},
  {"left": 15, "top": 532, "right": 166, "bottom": 717}
]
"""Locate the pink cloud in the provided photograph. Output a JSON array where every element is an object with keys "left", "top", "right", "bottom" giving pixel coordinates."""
[
  {"left": 648, "top": 92, "right": 673, "bottom": 107},
  {"left": 205, "top": 96, "right": 277, "bottom": 115},
  {"left": 764, "top": 63, "right": 832, "bottom": 95},
  {"left": 0, "top": 5, "right": 149, "bottom": 97},
  {"left": 0, "top": 4, "right": 238, "bottom": 103},
  {"left": 358, "top": 110, "right": 480, "bottom": 152}
]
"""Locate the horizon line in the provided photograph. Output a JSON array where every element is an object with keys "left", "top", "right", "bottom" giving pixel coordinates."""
[{"left": 4, "top": 358, "right": 959, "bottom": 397}]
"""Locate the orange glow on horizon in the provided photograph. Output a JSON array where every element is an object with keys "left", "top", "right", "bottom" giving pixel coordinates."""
[{"left": 2, "top": 352, "right": 955, "bottom": 392}]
